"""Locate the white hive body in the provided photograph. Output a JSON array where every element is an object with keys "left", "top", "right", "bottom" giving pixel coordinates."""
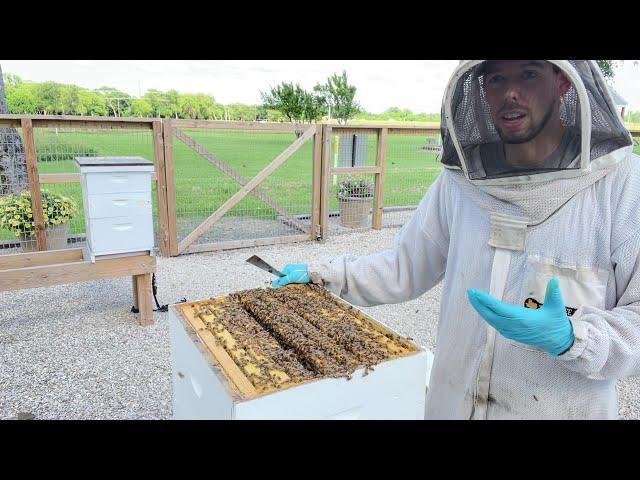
[
  {"left": 169, "top": 287, "right": 432, "bottom": 420},
  {"left": 75, "top": 157, "right": 155, "bottom": 262}
]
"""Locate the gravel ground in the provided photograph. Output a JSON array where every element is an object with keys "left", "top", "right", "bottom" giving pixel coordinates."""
[{"left": 0, "top": 227, "right": 638, "bottom": 419}]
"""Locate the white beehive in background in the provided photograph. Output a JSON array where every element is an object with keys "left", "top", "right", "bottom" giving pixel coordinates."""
[{"left": 75, "top": 157, "right": 155, "bottom": 261}]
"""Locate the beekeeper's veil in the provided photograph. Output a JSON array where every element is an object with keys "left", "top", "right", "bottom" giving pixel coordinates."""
[{"left": 438, "top": 60, "right": 634, "bottom": 228}]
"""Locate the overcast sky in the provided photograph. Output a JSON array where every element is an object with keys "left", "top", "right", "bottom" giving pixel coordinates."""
[{"left": 1, "top": 60, "right": 639, "bottom": 114}]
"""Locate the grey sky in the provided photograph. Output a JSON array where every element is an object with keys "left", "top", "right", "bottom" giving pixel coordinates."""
[{"left": 1, "top": 60, "right": 639, "bottom": 113}]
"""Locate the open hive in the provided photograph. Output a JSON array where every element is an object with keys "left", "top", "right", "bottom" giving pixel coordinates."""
[{"left": 175, "top": 283, "right": 419, "bottom": 399}]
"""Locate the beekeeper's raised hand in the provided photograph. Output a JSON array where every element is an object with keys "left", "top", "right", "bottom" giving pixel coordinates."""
[
  {"left": 467, "top": 277, "right": 575, "bottom": 356},
  {"left": 271, "top": 263, "right": 311, "bottom": 288}
]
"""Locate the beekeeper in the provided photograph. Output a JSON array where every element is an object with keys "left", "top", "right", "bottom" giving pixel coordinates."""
[{"left": 273, "top": 60, "right": 640, "bottom": 420}]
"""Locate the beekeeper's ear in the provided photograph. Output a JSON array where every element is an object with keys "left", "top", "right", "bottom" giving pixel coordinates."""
[{"left": 557, "top": 70, "right": 572, "bottom": 96}]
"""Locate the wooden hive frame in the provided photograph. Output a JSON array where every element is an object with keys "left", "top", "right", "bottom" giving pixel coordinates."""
[{"left": 172, "top": 286, "right": 421, "bottom": 400}]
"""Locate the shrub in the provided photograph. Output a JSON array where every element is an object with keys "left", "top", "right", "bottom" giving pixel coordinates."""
[
  {"left": 0, "top": 190, "right": 78, "bottom": 237},
  {"left": 337, "top": 177, "right": 374, "bottom": 200},
  {"left": 37, "top": 140, "right": 99, "bottom": 162}
]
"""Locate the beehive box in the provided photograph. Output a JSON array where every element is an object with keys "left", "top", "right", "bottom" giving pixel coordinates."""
[{"left": 169, "top": 284, "right": 428, "bottom": 419}]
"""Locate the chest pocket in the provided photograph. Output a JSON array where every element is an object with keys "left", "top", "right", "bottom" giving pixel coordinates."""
[
  {"left": 509, "top": 254, "right": 610, "bottom": 353},
  {"left": 522, "top": 254, "right": 609, "bottom": 312}
]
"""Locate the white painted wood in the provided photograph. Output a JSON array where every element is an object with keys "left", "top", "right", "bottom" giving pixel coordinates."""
[
  {"left": 86, "top": 192, "right": 152, "bottom": 219},
  {"left": 84, "top": 170, "right": 152, "bottom": 195},
  {"left": 87, "top": 216, "right": 154, "bottom": 256}
]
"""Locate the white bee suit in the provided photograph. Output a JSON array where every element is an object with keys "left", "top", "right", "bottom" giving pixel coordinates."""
[{"left": 308, "top": 60, "right": 640, "bottom": 419}]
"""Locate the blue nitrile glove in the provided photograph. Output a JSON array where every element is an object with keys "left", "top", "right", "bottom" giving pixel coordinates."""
[
  {"left": 466, "top": 277, "right": 574, "bottom": 356},
  {"left": 271, "top": 263, "right": 311, "bottom": 288}
]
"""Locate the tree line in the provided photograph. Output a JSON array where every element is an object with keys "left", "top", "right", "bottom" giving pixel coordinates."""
[
  {"left": 1, "top": 70, "right": 442, "bottom": 124},
  {"left": 2, "top": 63, "right": 638, "bottom": 124}
]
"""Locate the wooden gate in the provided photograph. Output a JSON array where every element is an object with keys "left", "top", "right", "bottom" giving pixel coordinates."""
[{"left": 162, "top": 120, "right": 323, "bottom": 256}]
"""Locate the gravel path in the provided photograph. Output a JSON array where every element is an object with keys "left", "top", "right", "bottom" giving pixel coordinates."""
[{"left": 0, "top": 227, "right": 637, "bottom": 419}]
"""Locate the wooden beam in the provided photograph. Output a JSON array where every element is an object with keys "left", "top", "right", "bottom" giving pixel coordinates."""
[
  {"left": 182, "top": 234, "right": 311, "bottom": 255},
  {"left": 388, "top": 127, "right": 441, "bottom": 135},
  {"left": 320, "top": 125, "right": 332, "bottom": 240},
  {"left": 21, "top": 118, "right": 47, "bottom": 251},
  {"left": 0, "top": 254, "right": 156, "bottom": 292},
  {"left": 39, "top": 173, "right": 81, "bottom": 183},
  {"left": 174, "top": 128, "right": 309, "bottom": 235},
  {"left": 311, "top": 124, "right": 323, "bottom": 240},
  {"left": 0, "top": 248, "right": 83, "bottom": 270},
  {"left": 153, "top": 121, "right": 171, "bottom": 257},
  {"left": 172, "top": 119, "right": 306, "bottom": 132},
  {"left": 178, "top": 302, "right": 258, "bottom": 399},
  {"left": 0, "top": 114, "right": 155, "bottom": 129},
  {"left": 177, "top": 126, "right": 316, "bottom": 254},
  {"left": 132, "top": 275, "right": 139, "bottom": 311},
  {"left": 31, "top": 120, "right": 151, "bottom": 130},
  {"left": 327, "top": 127, "right": 379, "bottom": 135},
  {"left": 372, "top": 128, "right": 388, "bottom": 229},
  {"left": 162, "top": 120, "right": 179, "bottom": 256},
  {"left": 135, "top": 273, "right": 153, "bottom": 326},
  {"left": 328, "top": 166, "right": 383, "bottom": 175},
  {"left": 38, "top": 173, "right": 157, "bottom": 184}
]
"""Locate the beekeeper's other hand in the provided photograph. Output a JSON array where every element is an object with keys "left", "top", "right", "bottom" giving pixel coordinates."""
[{"left": 467, "top": 277, "right": 575, "bottom": 356}]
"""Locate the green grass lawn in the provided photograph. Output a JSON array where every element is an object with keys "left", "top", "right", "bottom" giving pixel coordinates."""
[{"left": 1, "top": 129, "right": 442, "bottom": 241}]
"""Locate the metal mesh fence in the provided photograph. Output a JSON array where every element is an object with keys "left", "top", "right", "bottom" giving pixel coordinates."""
[
  {"left": 172, "top": 127, "right": 314, "bottom": 247},
  {"left": 325, "top": 129, "right": 378, "bottom": 236},
  {"left": 0, "top": 126, "right": 33, "bottom": 253},
  {"left": 0, "top": 125, "right": 156, "bottom": 255},
  {"left": 382, "top": 130, "right": 442, "bottom": 228},
  {"left": 325, "top": 128, "right": 442, "bottom": 236}
]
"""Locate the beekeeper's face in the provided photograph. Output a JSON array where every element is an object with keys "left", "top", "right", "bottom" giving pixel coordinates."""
[{"left": 482, "top": 60, "right": 572, "bottom": 144}]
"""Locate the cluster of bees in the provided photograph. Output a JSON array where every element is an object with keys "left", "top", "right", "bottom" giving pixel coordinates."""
[{"left": 191, "top": 284, "right": 415, "bottom": 394}]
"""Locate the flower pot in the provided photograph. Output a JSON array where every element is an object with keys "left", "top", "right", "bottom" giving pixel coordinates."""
[
  {"left": 338, "top": 196, "right": 373, "bottom": 228},
  {"left": 19, "top": 222, "right": 70, "bottom": 252}
]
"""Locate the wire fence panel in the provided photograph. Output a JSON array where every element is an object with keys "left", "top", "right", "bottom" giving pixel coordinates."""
[
  {"left": 172, "top": 127, "right": 314, "bottom": 249},
  {"left": 382, "top": 131, "right": 442, "bottom": 228},
  {"left": 0, "top": 125, "right": 156, "bottom": 255},
  {"left": 0, "top": 126, "right": 33, "bottom": 253}
]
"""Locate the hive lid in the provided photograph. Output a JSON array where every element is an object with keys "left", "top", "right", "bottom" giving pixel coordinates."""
[{"left": 75, "top": 156, "right": 154, "bottom": 167}]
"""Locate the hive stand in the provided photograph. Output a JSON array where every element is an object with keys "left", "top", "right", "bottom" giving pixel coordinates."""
[{"left": 0, "top": 247, "right": 156, "bottom": 325}]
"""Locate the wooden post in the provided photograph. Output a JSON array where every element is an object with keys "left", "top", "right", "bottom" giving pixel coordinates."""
[
  {"left": 162, "top": 120, "right": 178, "bottom": 256},
  {"left": 132, "top": 275, "right": 139, "bottom": 311},
  {"left": 153, "top": 121, "right": 170, "bottom": 257},
  {"left": 320, "top": 125, "right": 332, "bottom": 240},
  {"left": 311, "top": 124, "right": 323, "bottom": 241},
  {"left": 20, "top": 118, "right": 47, "bottom": 251},
  {"left": 372, "top": 127, "right": 388, "bottom": 229},
  {"left": 135, "top": 273, "right": 153, "bottom": 326}
]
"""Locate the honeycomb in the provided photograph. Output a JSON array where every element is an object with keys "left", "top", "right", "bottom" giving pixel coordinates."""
[{"left": 181, "top": 284, "right": 417, "bottom": 396}]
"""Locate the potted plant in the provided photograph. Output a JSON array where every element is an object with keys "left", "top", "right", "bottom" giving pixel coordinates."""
[
  {"left": 0, "top": 190, "right": 78, "bottom": 252},
  {"left": 336, "top": 177, "right": 374, "bottom": 228}
]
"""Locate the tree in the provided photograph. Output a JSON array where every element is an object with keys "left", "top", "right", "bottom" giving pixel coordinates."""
[
  {"left": 261, "top": 82, "right": 323, "bottom": 136},
  {"left": 35, "top": 81, "right": 63, "bottom": 115},
  {"left": 0, "top": 65, "right": 28, "bottom": 195},
  {"left": 6, "top": 82, "right": 38, "bottom": 114},
  {"left": 95, "top": 86, "right": 132, "bottom": 117},
  {"left": 3, "top": 73, "right": 23, "bottom": 88},
  {"left": 77, "top": 89, "right": 107, "bottom": 116},
  {"left": 314, "top": 71, "right": 361, "bottom": 124},
  {"left": 128, "top": 98, "right": 153, "bottom": 117},
  {"left": 59, "top": 85, "right": 81, "bottom": 115},
  {"left": 596, "top": 60, "right": 620, "bottom": 80}
]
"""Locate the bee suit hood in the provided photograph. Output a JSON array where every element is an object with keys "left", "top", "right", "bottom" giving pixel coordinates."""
[{"left": 438, "top": 60, "right": 634, "bottom": 236}]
